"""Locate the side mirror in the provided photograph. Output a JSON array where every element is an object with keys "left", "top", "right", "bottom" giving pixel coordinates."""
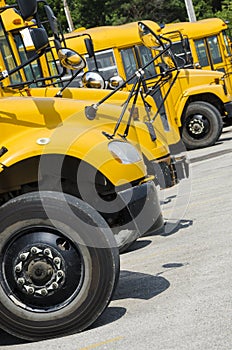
[
  {"left": 138, "top": 21, "right": 163, "bottom": 50},
  {"left": 44, "top": 5, "right": 59, "bottom": 35},
  {"left": 84, "top": 38, "right": 95, "bottom": 58},
  {"left": 84, "top": 37, "right": 99, "bottom": 71},
  {"left": 17, "top": 0, "right": 37, "bottom": 21},
  {"left": 82, "top": 71, "right": 105, "bottom": 89},
  {"left": 29, "top": 28, "right": 49, "bottom": 52},
  {"left": 58, "top": 49, "right": 86, "bottom": 70}
]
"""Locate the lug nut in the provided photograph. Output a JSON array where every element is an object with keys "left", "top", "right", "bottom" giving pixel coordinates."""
[
  {"left": 17, "top": 278, "right": 25, "bottom": 285},
  {"left": 44, "top": 248, "right": 53, "bottom": 258},
  {"left": 15, "top": 262, "right": 22, "bottom": 273},
  {"left": 40, "top": 288, "right": 48, "bottom": 296},
  {"left": 44, "top": 248, "right": 50, "bottom": 255},
  {"left": 52, "top": 282, "right": 59, "bottom": 289},
  {"left": 54, "top": 257, "right": 60, "bottom": 265},
  {"left": 28, "top": 287, "right": 34, "bottom": 294},
  {"left": 31, "top": 247, "right": 38, "bottom": 254},
  {"left": 20, "top": 252, "right": 29, "bottom": 261},
  {"left": 57, "top": 270, "right": 64, "bottom": 278}
]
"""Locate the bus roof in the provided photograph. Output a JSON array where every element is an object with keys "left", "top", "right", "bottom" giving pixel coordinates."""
[
  {"left": 162, "top": 18, "right": 228, "bottom": 40},
  {"left": 64, "top": 20, "right": 162, "bottom": 53}
]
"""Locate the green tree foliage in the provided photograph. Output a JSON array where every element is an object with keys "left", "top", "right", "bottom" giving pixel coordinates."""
[
  {"left": 69, "top": 0, "right": 107, "bottom": 28},
  {"left": 4, "top": 0, "right": 232, "bottom": 32},
  {"left": 59, "top": 0, "right": 225, "bottom": 30},
  {"left": 104, "top": 0, "right": 187, "bottom": 26},
  {"left": 192, "top": 0, "right": 214, "bottom": 19},
  {"left": 214, "top": 0, "right": 232, "bottom": 30}
]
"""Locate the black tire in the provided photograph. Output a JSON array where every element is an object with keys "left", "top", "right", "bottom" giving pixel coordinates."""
[
  {"left": 0, "top": 191, "right": 119, "bottom": 341},
  {"left": 181, "top": 101, "right": 223, "bottom": 150}
]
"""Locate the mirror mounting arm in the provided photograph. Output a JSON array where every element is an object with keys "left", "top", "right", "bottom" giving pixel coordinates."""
[
  {"left": 54, "top": 68, "right": 83, "bottom": 97},
  {"left": 84, "top": 66, "right": 145, "bottom": 120},
  {"left": 121, "top": 80, "right": 142, "bottom": 138}
]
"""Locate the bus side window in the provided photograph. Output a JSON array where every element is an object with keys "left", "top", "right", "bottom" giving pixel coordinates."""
[
  {"left": 120, "top": 47, "right": 137, "bottom": 80},
  {"left": 194, "top": 39, "right": 209, "bottom": 67},
  {"left": 207, "top": 35, "right": 222, "bottom": 64},
  {"left": 137, "top": 45, "right": 157, "bottom": 77}
]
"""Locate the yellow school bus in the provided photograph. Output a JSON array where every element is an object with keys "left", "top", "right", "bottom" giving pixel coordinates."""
[
  {"left": 61, "top": 20, "right": 232, "bottom": 149},
  {"left": 0, "top": 1, "right": 189, "bottom": 188},
  {"left": 0, "top": 0, "right": 165, "bottom": 340},
  {"left": 162, "top": 18, "right": 232, "bottom": 125},
  {"left": 64, "top": 22, "right": 185, "bottom": 148}
]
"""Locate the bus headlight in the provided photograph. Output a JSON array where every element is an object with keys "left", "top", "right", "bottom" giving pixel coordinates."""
[{"left": 108, "top": 141, "right": 142, "bottom": 164}]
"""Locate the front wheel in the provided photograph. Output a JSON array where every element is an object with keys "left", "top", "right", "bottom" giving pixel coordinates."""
[
  {"left": 0, "top": 191, "right": 119, "bottom": 341},
  {"left": 181, "top": 101, "right": 223, "bottom": 150}
]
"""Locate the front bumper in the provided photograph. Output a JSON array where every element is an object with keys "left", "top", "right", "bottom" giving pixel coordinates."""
[
  {"left": 223, "top": 102, "right": 232, "bottom": 126},
  {"left": 151, "top": 153, "right": 189, "bottom": 189},
  {"left": 171, "top": 154, "right": 190, "bottom": 181},
  {"left": 102, "top": 180, "right": 163, "bottom": 252},
  {"left": 168, "top": 140, "right": 190, "bottom": 182},
  {"left": 224, "top": 101, "right": 232, "bottom": 119}
]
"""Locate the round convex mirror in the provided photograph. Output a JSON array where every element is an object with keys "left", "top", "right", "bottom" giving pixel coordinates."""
[
  {"left": 138, "top": 21, "right": 163, "bottom": 50},
  {"left": 82, "top": 71, "right": 105, "bottom": 89},
  {"left": 58, "top": 49, "right": 86, "bottom": 70}
]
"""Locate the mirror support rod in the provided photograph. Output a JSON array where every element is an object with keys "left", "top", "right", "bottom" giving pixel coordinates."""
[
  {"left": 122, "top": 80, "right": 142, "bottom": 138},
  {"left": 85, "top": 44, "right": 171, "bottom": 120},
  {"left": 102, "top": 81, "right": 138, "bottom": 139},
  {"left": 149, "top": 69, "right": 180, "bottom": 123},
  {"left": 65, "top": 33, "right": 99, "bottom": 71},
  {"left": 55, "top": 68, "right": 83, "bottom": 97}
]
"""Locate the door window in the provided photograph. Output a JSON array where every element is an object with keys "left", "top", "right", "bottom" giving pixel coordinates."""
[
  {"left": 206, "top": 35, "right": 222, "bottom": 64},
  {"left": 120, "top": 47, "right": 137, "bottom": 80},
  {"left": 195, "top": 35, "right": 222, "bottom": 68},
  {"left": 222, "top": 30, "right": 232, "bottom": 57},
  {"left": 194, "top": 38, "right": 210, "bottom": 67}
]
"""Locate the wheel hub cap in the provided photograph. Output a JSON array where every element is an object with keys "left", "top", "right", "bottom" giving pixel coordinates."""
[
  {"left": 188, "top": 118, "right": 205, "bottom": 135},
  {"left": 2, "top": 228, "right": 83, "bottom": 311},
  {"left": 28, "top": 260, "right": 53, "bottom": 284},
  {"left": 14, "top": 245, "right": 66, "bottom": 296}
]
